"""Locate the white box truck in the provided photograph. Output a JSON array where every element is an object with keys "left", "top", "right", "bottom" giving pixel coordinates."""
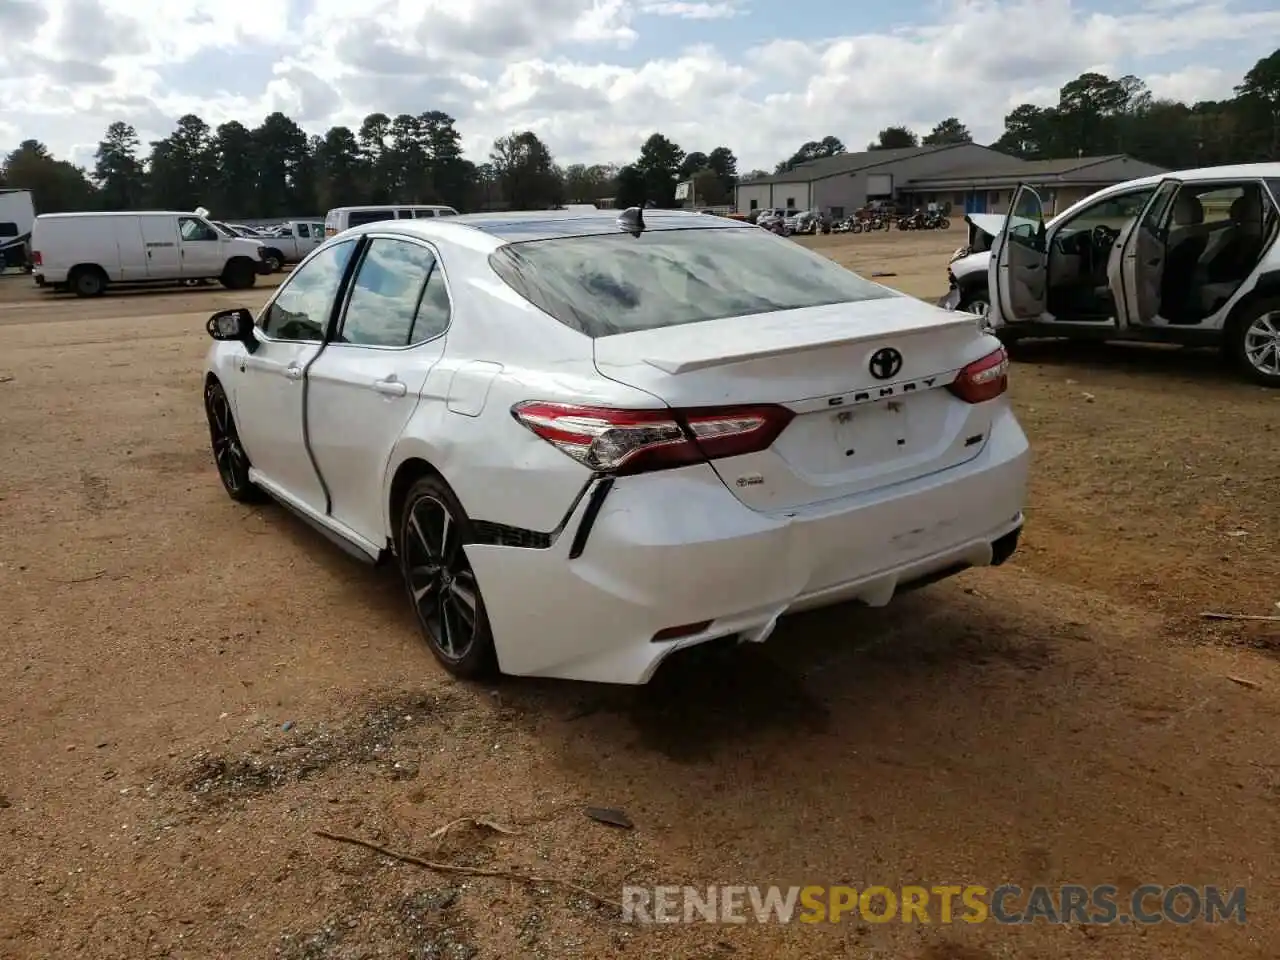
[
  {"left": 0, "top": 188, "right": 35, "bottom": 272},
  {"left": 30, "top": 210, "right": 269, "bottom": 297}
]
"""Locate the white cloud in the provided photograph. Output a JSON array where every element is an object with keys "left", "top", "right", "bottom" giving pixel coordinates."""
[
  {"left": 0, "top": 0, "right": 1273, "bottom": 177},
  {"left": 639, "top": 1, "right": 744, "bottom": 18}
]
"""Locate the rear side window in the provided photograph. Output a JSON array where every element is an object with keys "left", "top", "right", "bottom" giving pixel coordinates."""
[
  {"left": 414, "top": 209, "right": 436, "bottom": 218},
  {"left": 337, "top": 238, "right": 446, "bottom": 347},
  {"left": 296, "top": 223, "right": 310, "bottom": 238},
  {"left": 347, "top": 210, "right": 395, "bottom": 228},
  {"left": 488, "top": 227, "right": 895, "bottom": 338}
]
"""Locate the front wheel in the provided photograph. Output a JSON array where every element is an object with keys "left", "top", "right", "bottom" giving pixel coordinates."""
[
  {"left": 959, "top": 288, "right": 991, "bottom": 327},
  {"left": 397, "top": 475, "right": 497, "bottom": 679},
  {"left": 1225, "top": 297, "right": 1280, "bottom": 387},
  {"left": 204, "top": 380, "right": 264, "bottom": 503}
]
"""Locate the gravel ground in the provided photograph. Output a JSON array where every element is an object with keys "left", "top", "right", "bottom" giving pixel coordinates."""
[{"left": 1, "top": 229, "right": 1277, "bottom": 959}]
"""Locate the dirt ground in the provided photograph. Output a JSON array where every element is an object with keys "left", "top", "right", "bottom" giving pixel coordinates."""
[{"left": 1, "top": 228, "right": 1278, "bottom": 960}]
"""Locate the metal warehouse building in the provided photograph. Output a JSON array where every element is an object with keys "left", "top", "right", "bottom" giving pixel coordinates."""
[{"left": 735, "top": 145, "right": 1169, "bottom": 220}]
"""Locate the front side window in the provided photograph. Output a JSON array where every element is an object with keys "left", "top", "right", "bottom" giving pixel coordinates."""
[
  {"left": 338, "top": 238, "right": 448, "bottom": 347},
  {"left": 414, "top": 209, "right": 436, "bottom": 219},
  {"left": 489, "top": 226, "right": 895, "bottom": 338},
  {"left": 179, "top": 217, "right": 218, "bottom": 242},
  {"left": 1006, "top": 186, "right": 1045, "bottom": 251},
  {"left": 1061, "top": 188, "right": 1157, "bottom": 235},
  {"left": 260, "top": 239, "right": 357, "bottom": 342},
  {"left": 437, "top": 208, "right": 458, "bottom": 217}
]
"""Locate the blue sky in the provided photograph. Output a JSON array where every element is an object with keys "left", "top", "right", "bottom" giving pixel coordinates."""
[{"left": 1, "top": 0, "right": 1278, "bottom": 171}]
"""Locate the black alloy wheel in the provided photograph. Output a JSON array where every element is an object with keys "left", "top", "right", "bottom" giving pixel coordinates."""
[
  {"left": 398, "top": 476, "right": 496, "bottom": 678},
  {"left": 205, "top": 380, "right": 263, "bottom": 502}
]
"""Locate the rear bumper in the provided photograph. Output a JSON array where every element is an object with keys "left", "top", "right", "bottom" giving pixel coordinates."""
[{"left": 466, "top": 405, "right": 1030, "bottom": 684}]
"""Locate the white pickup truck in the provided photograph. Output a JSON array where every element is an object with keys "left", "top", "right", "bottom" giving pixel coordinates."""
[{"left": 255, "top": 220, "right": 325, "bottom": 272}]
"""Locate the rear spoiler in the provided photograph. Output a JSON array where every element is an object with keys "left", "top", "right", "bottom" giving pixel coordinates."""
[{"left": 639, "top": 312, "right": 976, "bottom": 375}]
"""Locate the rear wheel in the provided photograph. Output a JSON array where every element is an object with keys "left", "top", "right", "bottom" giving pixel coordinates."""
[
  {"left": 69, "top": 266, "right": 105, "bottom": 297},
  {"left": 1225, "top": 297, "right": 1280, "bottom": 387},
  {"left": 262, "top": 249, "right": 284, "bottom": 273},
  {"left": 220, "top": 259, "right": 257, "bottom": 290},
  {"left": 397, "top": 475, "right": 497, "bottom": 679}
]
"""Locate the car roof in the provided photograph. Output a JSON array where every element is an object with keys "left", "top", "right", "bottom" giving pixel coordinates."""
[{"left": 342, "top": 208, "right": 747, "bottom": 248}]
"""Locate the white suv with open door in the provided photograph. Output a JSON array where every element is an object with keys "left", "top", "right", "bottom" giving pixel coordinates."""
[{"left": 945, "top": 164, "right": 1280, "bottom": 386}]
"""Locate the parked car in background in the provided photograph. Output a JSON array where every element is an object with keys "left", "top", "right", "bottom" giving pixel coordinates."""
[
  {"left": 254, "top": 220, "right": 326, "bottom": 273},
  {"left": 942, "top": 163, "right": 1280, "bottom": 386},
  {"left": 31, "top": 211, "right": 267, "bottom": 296},
  {"left": 0, "top": 188, "right": 35, "bottom": 272},
  {"left": 200, "top": 206, "right": 1028, "bottom": 684},
  {"left": 324, "top": 204, "right": 460, "bottom": 238}
]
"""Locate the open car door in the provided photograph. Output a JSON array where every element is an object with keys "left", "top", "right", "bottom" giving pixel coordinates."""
[
  {"left": 1117, "top": 178, "right": 1181, "bottom": 328},
  {"left": 990, "top": 184, "right": 1047, "bottom": 326}
]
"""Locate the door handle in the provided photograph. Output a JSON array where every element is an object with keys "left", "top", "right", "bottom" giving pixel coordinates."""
[
  {"left": 284, "top": 362, "right": 303, "bottom": 380},
  {"left": 372, "top": 376, "right": 408, "bottom": 397}
]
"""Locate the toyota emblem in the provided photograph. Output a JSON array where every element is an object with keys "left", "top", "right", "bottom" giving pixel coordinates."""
[{"left": 868, "top": 347, "right": 903, "bottom": 380}]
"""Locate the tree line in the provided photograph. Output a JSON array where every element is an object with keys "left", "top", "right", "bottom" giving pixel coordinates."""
[{"left": 1, "top": 48, "right": 1276, "bottom": 218}]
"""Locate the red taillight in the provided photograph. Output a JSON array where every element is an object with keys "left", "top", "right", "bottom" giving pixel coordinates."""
[
  {"left": 32, "top": 250, "right": 42, "bottom": 266},
  {"left": 511, "top": 401, "right": 794, "bottom": 476},
  {"left": 947, "top": 347, "right": 1009, "bottom": 403}
]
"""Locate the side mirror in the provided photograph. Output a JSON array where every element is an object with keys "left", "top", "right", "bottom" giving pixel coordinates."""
[{"left": 206, "top": 308, "right": 258, "bottom": 352}]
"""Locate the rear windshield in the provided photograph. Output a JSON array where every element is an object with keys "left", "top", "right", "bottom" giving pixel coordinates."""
[{"left": 488, "top": 226, "right": 895, "bottom": 338}]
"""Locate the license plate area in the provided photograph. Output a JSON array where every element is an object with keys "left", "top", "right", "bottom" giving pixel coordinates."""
[{"left": 834, "top": 401, "right": 918, "bottom": 467}]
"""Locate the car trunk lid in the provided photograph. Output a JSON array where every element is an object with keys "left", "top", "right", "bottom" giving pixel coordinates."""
[{"left": 593, "top": 296, "right": 996, "bottom": 511}]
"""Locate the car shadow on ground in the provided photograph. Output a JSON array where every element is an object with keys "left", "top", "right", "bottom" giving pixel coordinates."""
[
  {"left": 1009, "top": 339, "right": 1245, "bottom": 387},
  {"left": 498, "top": 583, "right": 1062, "bottom": 764},
  {"left": 243, "top": 495, "right": 1056, "bottom": 770}
]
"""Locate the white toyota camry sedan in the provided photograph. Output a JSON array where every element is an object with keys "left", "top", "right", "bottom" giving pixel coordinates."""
[{"left": 202, "top": 207, "right": 1030, "bottom": 684}]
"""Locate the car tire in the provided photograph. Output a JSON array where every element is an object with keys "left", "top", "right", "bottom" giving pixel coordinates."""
[
  {"left": 1224, "top": 296, "right": 1280, "bottom": 387},
  {"left": 958, "top": 287, "right": 992, "bottom": 326},
  {"left": 220, "top": 259, "right": 257, "bottom": 290},
  {"left": 204, "top": 379, "right": 265, "bottom": 503},
  {"left": 69, "top": 266, "right": 106, "bottom": 297},
  {"left": 262, "top": 249, "right": 284, "bottom": 273},
  {"left": 397, "top": 474, "right": 498, "bottom": 680}
]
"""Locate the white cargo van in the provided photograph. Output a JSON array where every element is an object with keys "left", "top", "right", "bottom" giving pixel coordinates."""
[
  {"left": 31, "top": 211, "right": 268, "bottom": 297},
  {"left": 0, "top": 188, "right": 35, "bottom": 271},
  {"left": 324, "top": 204, "right": 459, "bottom": 237}
]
